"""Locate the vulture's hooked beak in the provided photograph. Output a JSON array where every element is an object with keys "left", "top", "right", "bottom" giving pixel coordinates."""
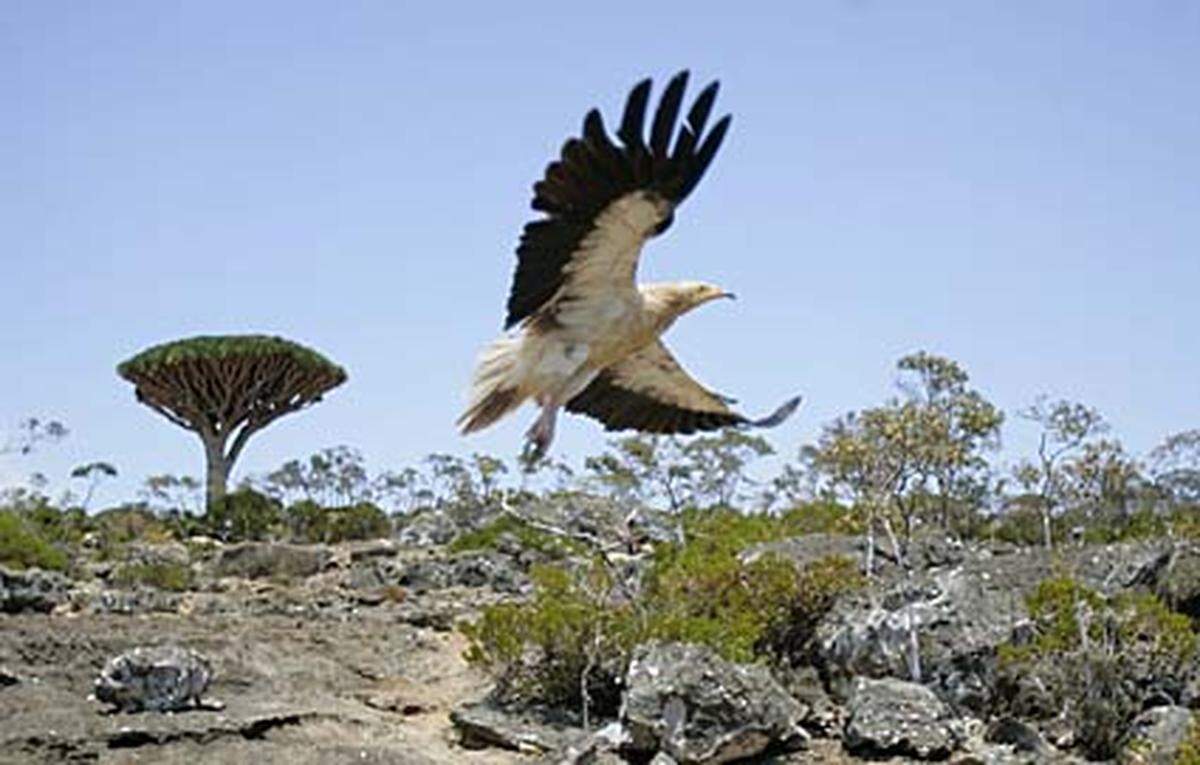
[{"left": 721, "top": 292, "right": 737, "bottom": 301}]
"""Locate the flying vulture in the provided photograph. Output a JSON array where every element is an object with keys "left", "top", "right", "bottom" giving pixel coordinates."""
[{"left": 459, "top": 71, "right": 801, "bottom": 458}]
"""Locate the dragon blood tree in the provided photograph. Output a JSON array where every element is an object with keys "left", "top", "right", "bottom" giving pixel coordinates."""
[{"left": 118, "top": 335, "right": 347, "bottom": 509}]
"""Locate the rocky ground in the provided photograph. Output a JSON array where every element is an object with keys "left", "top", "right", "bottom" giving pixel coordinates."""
[
  {"left": 3, "top": 502, "right": 1199, "bottom": 764},
  {"left": 0, "top": 540, "right": 529, "bottom": 764}
]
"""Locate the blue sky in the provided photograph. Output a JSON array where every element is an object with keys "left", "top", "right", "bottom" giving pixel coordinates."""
[{"left": 2, "top": 1, "right": 1197, "bottom": 505}]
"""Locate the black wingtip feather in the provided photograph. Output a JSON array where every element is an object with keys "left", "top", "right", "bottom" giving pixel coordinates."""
[
  {"left": 618, "top": 78, "right": 653, "bottom": 147},
  {"left": 650, "top": 71, "right": 689, "bottom": 160},
  {"left": 748, "top": 396, "right": 803, "bottom": 429},
  {"left": 679, "top": 113, "right": 731, "bottom": 200},
  {"left": 686, "top": 81, "right": 720, "bottom": 139}
]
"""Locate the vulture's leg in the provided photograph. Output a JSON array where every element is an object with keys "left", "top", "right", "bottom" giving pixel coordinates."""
[
  {"left": 524, "top": 400, "right": 559, "bottom": 461},
  {"left": 522, "top": 362, "right": 593, "bottom": 461}
]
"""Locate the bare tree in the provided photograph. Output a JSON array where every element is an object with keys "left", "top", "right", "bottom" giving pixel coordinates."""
[
  {"left": 1014, "top": 397, "right": 1108, "bottom": 548},
  {"left": 1148, "top": 429, "right": 1200, "bottom": 507},
  {"left": 69, "top": 461, "right": 118, "bottom": 511},
  {"left": 1, "top": 418, "right": 68, "bottom": 457}
]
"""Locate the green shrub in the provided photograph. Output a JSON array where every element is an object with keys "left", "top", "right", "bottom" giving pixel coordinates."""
[
  {"left": 462, "top": 508, "right": 864, "bottom": 713},
  {"left": 997, "top": 575, "right": 1197, "bottom": 760},
  {"left": 1083, "top": 509, "right": 1169, "bottom": 544},
  {"left": 0, "top": 510, "right": 68, "bottom": 571},
  {"left": 286, "top": 500, "right": 391, "bottom": 543},
  {"left": 111, "top": 561, "right": 193, "bottom": 592},
  {"left": 462, "top": 559, "right": 635, "bottom": 713},
  {"left": 21, "top": 505, "right": 92, "bottom": 546},
  {"left": 983, "top": 506, "right": 1047, "bottom": 547},
  {"left": 1169, "top": 508, "right": 1200, "bottom": 542},
  {"left": 327, "top": 502, "right": 391, "bottom": 542},
  {"left": 642, "top": 546, "right": 799, "bottom": 663},
  {"left": 94, "top": 506, "right": 176, "bottom": 547},
  {"left": 775, "top": 501, "right": 866, "bottom": 536},
  {"left": 766, "top": 555, "right": 865, "bottom": 665},
  {"left": 205, "top": 488, "right": 281, "bottom": 542},
  {"left": 450, "top": 514, "right": 583, "bottom": 558},
  {"left": 981, "top": 506, "right": 1180, "bottom": 548}
]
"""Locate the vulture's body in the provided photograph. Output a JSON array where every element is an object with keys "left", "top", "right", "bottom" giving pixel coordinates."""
[{"left": 460, "top": 71, "right": 800, "bottom": 457}]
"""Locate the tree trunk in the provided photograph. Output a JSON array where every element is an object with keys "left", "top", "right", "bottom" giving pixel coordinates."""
[{"left": 203, "top": 436, "right": 231, "bottom": 511}]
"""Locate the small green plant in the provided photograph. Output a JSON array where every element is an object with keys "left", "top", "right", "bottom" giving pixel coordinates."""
[
  {"left": 769, "top": 555, "right": 865, "bottom": 664},
  {"left": 642, "top": 546, "right": 799, "bottom": 663},
  {"left": 0, "top": 510, "right": 68, "bottom": 571},
  {"left": 204, "top": 488, "right": 282, "bottom": 542},
  {"left": 450, "top": 514, "right": 584, "bottom": 558},
  {"left": 997, "top": 575, "right": 1197, "bottom": 760},
  {"left": 94, "top": 506, "right": 176, "bottom": 547},
  {"left": 286, "top": 500, "right": 391, "bottom": 543},
  {"left": 462, "top": 559, "right": 635, "bottom": 713},
  {"left": 111, "top": 561, "right": 193, "bottom": 592},
  {"left": 21, "top": 504, "right": 92, "bottom": 547},
  {"left": 461, "top": 508, "right": 864, "bottom": 714}
]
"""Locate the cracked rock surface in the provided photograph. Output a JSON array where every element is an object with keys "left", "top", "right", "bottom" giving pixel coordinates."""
[
  {"left": 622, "top": 642, "right": 808, "bottom": 764},
  {"left": 0, "top": 558, "right": 522, "bottom": 764},
  {"left": 843, "top": 676, "right": 964, "bottom": 760}
]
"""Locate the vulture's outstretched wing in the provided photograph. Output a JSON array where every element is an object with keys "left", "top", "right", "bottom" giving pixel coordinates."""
[
  {"left": 505, "top": 71, "right": 731, "bottom": 328},
  {"left": 565, "top": 340, "right": 801, "bottom": 434}
]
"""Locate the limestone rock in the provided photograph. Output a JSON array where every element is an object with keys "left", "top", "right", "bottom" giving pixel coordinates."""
[
  {"left": 622, "top": 642, "right": 807, "bottom": 764},
  {"left": 400, "top": 551, "right": 526, "bottom": 594},
  {"left": 843, "top": 676, "right": 964, "bottom": 760},
  {"left": 94, "top": 645, "right": 213, "bottom": 712},
  {"left": 1123, "top": 706, "right": 1194, "bottom": 764},
  {"left": 214, "top": 542, "right": 331, "bottom": 580},
  {"left": 0, "top": 566, "right": 70, "bottom": 614},
  {"left": 451, "top": 700, "right": 582, "bottom": 754},
  {"left": 817, "top": 541, "right": 1173, "bottom": 710},
  {"left": 395, "top": 511, "right": 459, "bottom": 547}
]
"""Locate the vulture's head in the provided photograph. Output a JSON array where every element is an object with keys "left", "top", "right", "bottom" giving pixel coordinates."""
[{"left": 642, "top": 281, "right": 735, "bottom": 326}]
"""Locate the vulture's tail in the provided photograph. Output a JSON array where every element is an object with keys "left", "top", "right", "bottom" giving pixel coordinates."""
[{"left": 458, "top": 335, "right": 526, "bottom": 434}]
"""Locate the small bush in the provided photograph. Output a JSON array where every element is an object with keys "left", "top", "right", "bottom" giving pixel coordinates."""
[
  {"left": 672, "top": 504, "right": 860, "bottom": 553},
  {"left": 0, "top": 510, "right": 68, "bottom": 571},
  {"left": 642, "top": 546, "right": 799, "bottom": 663},
  {"left": 111, "top": 561, "right": 193, "bottom": 592},
  {"left": 450, "top": 514, "right": 583, "bottom": 558},
  {"left": 21, "top": 505, "right": 92, "bottom": 546},
  {"left": 997, "top": 575, "right": 1197, "bottom": 760},
  {"left": 767, "top": 555, "right": 865, "bottom": 665},
  {"left": 462, "top": 508, "right": 864, "bottom": 714},
  {"left": 205, "top": 489, "right": 282, "bottom": 542},
  {"left": 94, "top": 506, "right": 176, "bottom": 548},
  {"left": 462, "top": 559, "right": 635, "bottom": 713},
  {"left": 286, "top": 500, "right": 391, "bottom": 543},
  {"left": 983, "top": 506, "right": 1048, "bottom": 547},
  {"left": 776, "top": 501, "right": 866, "bottom": 536}
]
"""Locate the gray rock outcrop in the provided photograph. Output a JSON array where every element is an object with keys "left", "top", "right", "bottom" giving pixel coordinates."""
[
  {"left": 843, "top": 676, "right": 964, "bottom": 760},
  {"left": 395, "top": 511, "right": 459, "bottom": 547},
  {"left": 817, "top": 541, "right": 1174, "bottom": 709},
  {"left": 94, "top": 645, "right": 213, "bottom": 712},
  {"left": 622, "top": 641, "right": 807, "bottom": 764},
  {"left": 0, "top": 566, "right": 70, "bottom": 614},
  {"left": 400, "top": 551, "right": 526, "bottom": 594},
  {"left": 214, "top": 542, "right": 331, "bottom": 580},
  {"left": 1122, "top": 706, "right": 1194, "bottom": 764},
  {"left": 451, "top": 701, "right": 581, "bottom": 754}
]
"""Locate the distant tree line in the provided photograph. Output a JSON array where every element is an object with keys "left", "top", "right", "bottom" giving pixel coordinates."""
[{"left": 2, "top": 349, "right": 1198, "bottom": 552}]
